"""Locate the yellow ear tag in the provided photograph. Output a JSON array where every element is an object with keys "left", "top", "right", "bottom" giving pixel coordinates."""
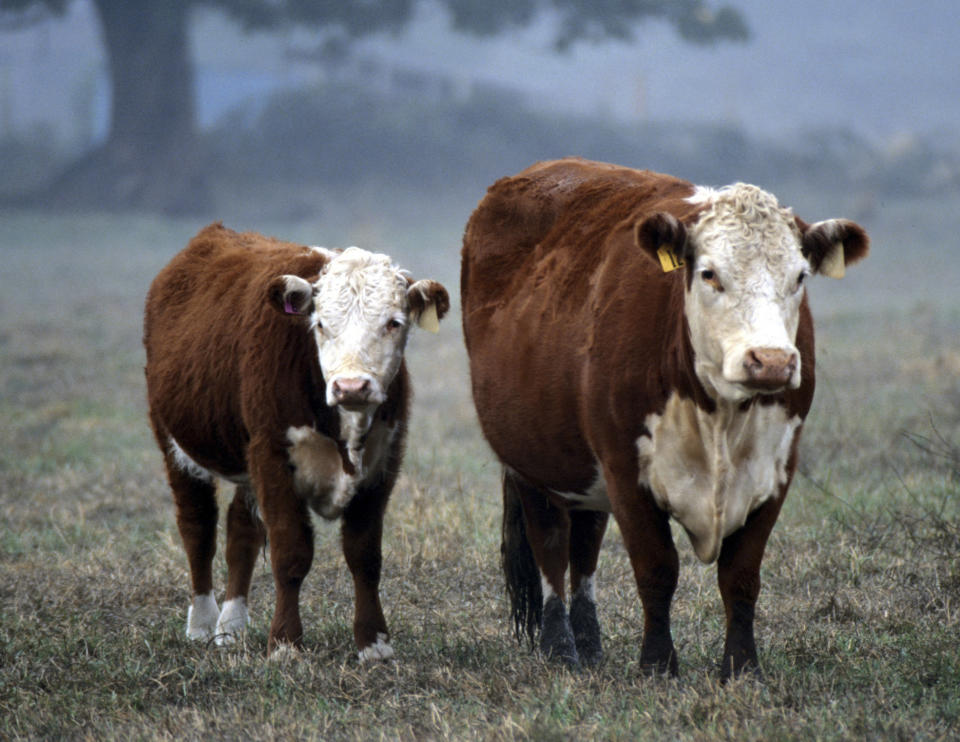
[
  {"left": 417, "top": 303, "right": 440, "bottom": 333},
  {"left": 657, "top": 244, "right": 685, "bottom": 273},
  {"left": 819, "top": 241, "right": 846, "bottom": 279}
]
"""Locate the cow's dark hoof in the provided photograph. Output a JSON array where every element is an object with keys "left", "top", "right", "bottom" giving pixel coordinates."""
[
  {"left": 640, "top": 654, "right": 678, "bottom": 678},
  {"left": 569, "top": 592, "right": 603, "bottom": 667},
  {"left": 540, "top": 595, "right": 580, "bottom": 669},
  {"left": 720, "top": 637, "right": 762, "bottom": 683},
  {"left": 639, "top": 635, "right": 678, "bottom": 677},
  {"left": 720, "top": 657, "right": 763, "bottom": 684}
]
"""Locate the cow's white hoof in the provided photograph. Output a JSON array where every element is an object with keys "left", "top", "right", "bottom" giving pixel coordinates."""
[
  {"left": 186, "top": 591, "right": 219, "bottom": 640},
  {"left": 214, "top": 597, "right": 249, "bottom": 645},
  {"left": 358, "top": 633, "right": 394, "bottom": 663}
]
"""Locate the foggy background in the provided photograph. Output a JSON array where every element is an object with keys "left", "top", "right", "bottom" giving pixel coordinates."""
[
  {"left": 1, "top": 0, "right": 959, "bottom": 314},
  {"left": 5, "top": 1, "right": 960, "bottom": 142},
  {"left": 3, "top": 2, "right": 959, "bottom": 189}
]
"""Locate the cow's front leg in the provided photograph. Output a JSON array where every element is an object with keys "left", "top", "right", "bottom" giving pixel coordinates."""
[
  {"left": 249, "top": 438, "right": 314, "bottom": 654},
  {"left": 606, "top": 466, "right": 679, "bottom": 676},
  {"left": 216, "top": 484, "right": 266, "bottom": 645},
  {"left": 341, "top": 486, "right": 392, "bottom": 662},
  {"left": 716, "top": 490, "right": 786, "bottom": 681}
]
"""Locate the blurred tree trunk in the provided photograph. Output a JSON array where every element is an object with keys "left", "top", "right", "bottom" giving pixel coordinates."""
[
  {"left": 41, "top": 0, "right": 212, "bottom": 213},
  {"left": 99, "top": 0, "right": 194, "bottom": 159}
]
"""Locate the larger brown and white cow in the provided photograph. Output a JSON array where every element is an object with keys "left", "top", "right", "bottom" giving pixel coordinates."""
[
  {"left": 461, "top": 158, "right": 868, "bottom": 679},
  {"left": 144, "top": 223, "right": 449, "bottom": 659}
]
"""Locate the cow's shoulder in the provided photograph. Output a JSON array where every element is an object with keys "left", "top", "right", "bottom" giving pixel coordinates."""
[
  {"left": 145, "top": 225, "right": 330, "bottom": 407},
  {"left": 153, "top": 224, "right": 328, "bottom": 311},
  {"left": 470, "top": 158, "right": 694, "bottom": 244},
  {"left": 202, "top": 224, "right": 328, "bottom": 279},
  {"left": 462, "top": 160, "right": 696, "bottom": 312}
]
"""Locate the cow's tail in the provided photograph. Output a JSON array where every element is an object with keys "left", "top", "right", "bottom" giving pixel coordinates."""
[{"left": 501, "top": 469, "right": 542, "bottom": 648}]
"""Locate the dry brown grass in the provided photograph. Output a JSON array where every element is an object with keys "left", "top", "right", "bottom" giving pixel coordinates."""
[{"left": 1, "top": 204, "right": 958, "bottom": 740}]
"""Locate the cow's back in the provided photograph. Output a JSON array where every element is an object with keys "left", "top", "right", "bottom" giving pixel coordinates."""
[
  {"left": 144, "top": 223, "right": 326, "bottom": 475},
  {"left": 460, "top": 159, "right": 698, "bottom": 491},
  {"left": 461, "top": 158, "right": 693, "bottom": 318}
]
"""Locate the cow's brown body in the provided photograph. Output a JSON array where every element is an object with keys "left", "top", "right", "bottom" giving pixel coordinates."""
[
  {"left": 144, "top": 224, "right": 429, "bottom": 657},
  {"left": 461, "top": 158, "right": 867, "bottom": 677}
]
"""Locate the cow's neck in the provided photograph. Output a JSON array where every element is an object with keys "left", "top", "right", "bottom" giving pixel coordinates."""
[
  {"left": 303, "top": 372, "right": 367, "bottom": 478},
  {"left": 665, "top": 311, "right": 717, "bottom": 414},
  {"left": 336, "top": 407, "right": 376, "bottom": 476}
]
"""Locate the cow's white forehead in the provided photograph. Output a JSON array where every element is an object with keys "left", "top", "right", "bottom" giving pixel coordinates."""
[
  {"left": 687, "top": 184, "right": 804, "bottom": 276},
  {"left": 312, "top": 247, "right": 408, "bottom": 323}
]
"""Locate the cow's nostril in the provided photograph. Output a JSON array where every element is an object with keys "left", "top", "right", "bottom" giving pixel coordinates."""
[
  {"left": 744, "top": 350, "right": 764, "bottom": 374},
  {"left": 743, "top": 349, "right": 797, "bottom": 389},
  {"left": 333, "top": 377, "right": 371, "bottom": 403}
]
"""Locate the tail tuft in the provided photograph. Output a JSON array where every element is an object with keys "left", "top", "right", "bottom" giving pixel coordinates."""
[{"left": 501, "top": 469, "right": 542, "bottom": 648}]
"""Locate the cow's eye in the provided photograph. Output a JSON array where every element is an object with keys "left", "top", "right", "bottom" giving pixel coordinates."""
[
  {"left": 700, "top": 269, "right": 723, "bottom": 292},
  {"left": 385, "top": 318, "right": 404, "bottom": 332},
  {"left": 796, "top": 271, "right": 808, "bottom": 289}
]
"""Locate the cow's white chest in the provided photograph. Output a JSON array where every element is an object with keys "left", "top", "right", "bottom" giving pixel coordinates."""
[
  {"left": 286, "top": 414, "right": 397, "bottom": 520},
  {"left": 636, "top": 393, "right": 800, "bottom": 563}
]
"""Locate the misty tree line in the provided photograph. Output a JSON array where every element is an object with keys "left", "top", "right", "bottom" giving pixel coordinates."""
[
  {"left": 0, "top": 0, "right": 747, "bottom": 213},
  {"left": 209, "top": 75, "right": 960, "bottom": 199},
  {"left": 2, "top": 0, "right": 956, "bottom": 214},
  {"left": 4, "top": 63, "right": 954, "bottom": 218}
]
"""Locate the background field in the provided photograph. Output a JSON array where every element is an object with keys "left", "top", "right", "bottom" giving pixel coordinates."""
[{"left": 1, "top": 183, "right": 959, "bottom": 740}]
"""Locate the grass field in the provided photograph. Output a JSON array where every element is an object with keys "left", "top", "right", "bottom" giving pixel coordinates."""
[{"left": 1, "top": 187, "right": 959, "bottom": 740}]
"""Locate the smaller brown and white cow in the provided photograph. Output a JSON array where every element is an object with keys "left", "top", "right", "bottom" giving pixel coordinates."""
[{"left": 144, "top": 223, "right": 449, "bottom": 659}]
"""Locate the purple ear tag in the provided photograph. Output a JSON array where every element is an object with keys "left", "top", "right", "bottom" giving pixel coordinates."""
[{"left": 283, "top": 299, "right": 300, "bottom": 315}]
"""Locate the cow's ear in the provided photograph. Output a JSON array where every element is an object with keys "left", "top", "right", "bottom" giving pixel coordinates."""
[
  {"left": 633, "top": 212, "right": 691, "bottom": 272},
  {"left": 267, "top": 275, "right": 315, "bottom": 317},
  {"left": 799, "top": 218, "right": 870, "bottom": 279},
  {"left": 406, "top": 279, "right": 450, "bottom": 333}
]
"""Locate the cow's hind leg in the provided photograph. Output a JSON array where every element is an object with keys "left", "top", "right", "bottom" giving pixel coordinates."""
[
  {"left": 717, "top": 492, "right": 786, "bottom": 681},
  {"left": 341, "top": 486, "right": 392, "bottom": 662},
  {"left": 216, "top": 484, "right": 266, "bottom": 645},
  {"left": 503, "top": 469, "right": 579, "bottom": 668},
  {"left": 164, "top": 455, "right": 220, "bottom": 641},
  {"left": 569, "top": 510, "right": 608, "bottom": 667}
]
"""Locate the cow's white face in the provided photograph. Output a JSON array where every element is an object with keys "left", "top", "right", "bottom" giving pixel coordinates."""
[
  {"left": 634, "top": 185, "right": 867, "bottom": 404},
  {"left": 310, "top": 248, "right": 413, "bottom": 408},
  {"left": 272, "top": 246, "right": 448, "bottom": 411},
  {"left": 683, "top": 185, "right": 809, "bottom": 402}
]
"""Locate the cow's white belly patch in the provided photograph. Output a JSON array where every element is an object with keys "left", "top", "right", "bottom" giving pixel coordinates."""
[
  {"left": 552, "top": 473, "right": 611, "bottom": 512},
  {"left": 168, "top": 436, "right": 251, "bottom": 485},
  {"left": 637, "top": 392, "right": 801, "bottom": 563}
]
